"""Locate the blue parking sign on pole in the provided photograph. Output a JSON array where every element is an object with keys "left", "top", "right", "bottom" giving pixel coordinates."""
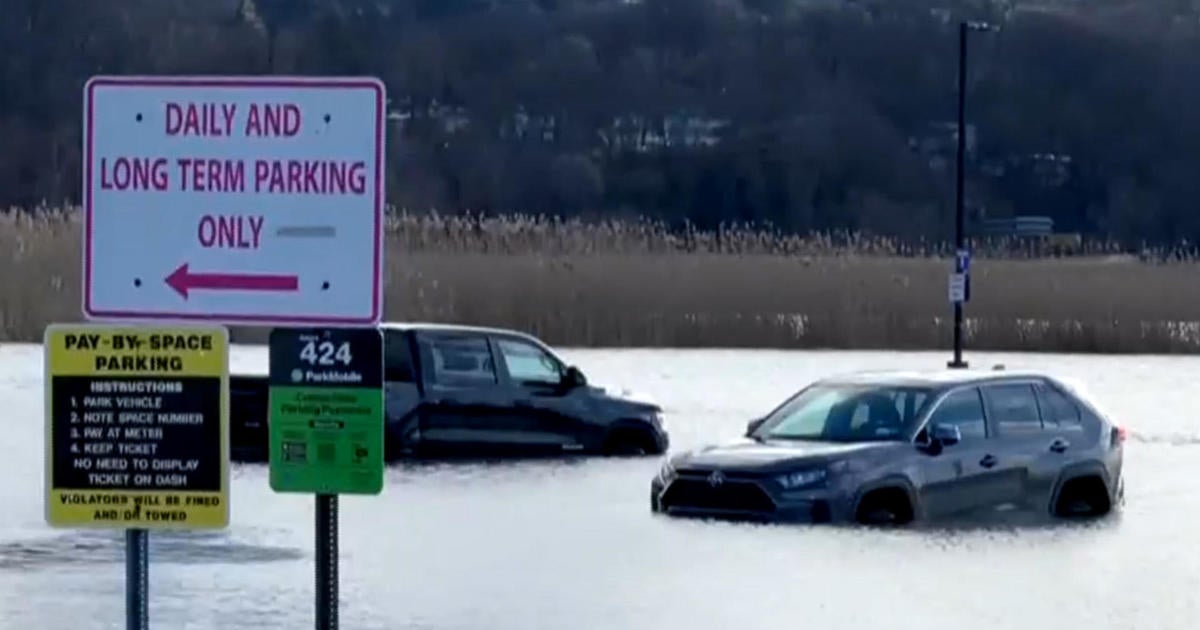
[{"left": 955, "top": 248, "right": 971, "bottom": 274}]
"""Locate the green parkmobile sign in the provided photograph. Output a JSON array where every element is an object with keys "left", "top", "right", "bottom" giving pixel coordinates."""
[{"left": 268, "top": 328, "right": 384, "bottom": 495}]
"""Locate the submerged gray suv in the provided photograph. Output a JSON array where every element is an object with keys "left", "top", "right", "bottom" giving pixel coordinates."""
[{"left": 650, "top": 369, "right": 1126, "bottom": 525}]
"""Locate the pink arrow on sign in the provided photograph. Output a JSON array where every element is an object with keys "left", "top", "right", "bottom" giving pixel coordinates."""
[{"left": 165, "top": 263, "right": 299, "bottom": 299}]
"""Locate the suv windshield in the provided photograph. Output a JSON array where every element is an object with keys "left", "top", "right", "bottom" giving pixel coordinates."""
[{"left": 754, "top": 383, "right": 935, "bottom": 443}]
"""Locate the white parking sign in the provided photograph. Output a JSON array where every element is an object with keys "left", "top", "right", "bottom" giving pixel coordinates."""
[
  {"left": 82, "top": 76, "right": 386, "bottom": 326},
  {"left": 948, "top": 273, "right": 967, "bottom": 304}
]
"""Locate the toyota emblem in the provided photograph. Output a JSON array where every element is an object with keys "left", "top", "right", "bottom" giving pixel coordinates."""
[{"left": 707, "top": 471, "right": 725, "bottom": 487}]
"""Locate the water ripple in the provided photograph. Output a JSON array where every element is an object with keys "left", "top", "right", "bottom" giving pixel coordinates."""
[
  {"left": 0, "top": 530, "right": 303, "bottom": 571},
  {"left": 1128, "top": 432, "right": 1200, "bottom": 446}
]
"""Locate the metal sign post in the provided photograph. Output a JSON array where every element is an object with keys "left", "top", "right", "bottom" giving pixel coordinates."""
[
  {"left": 315, "top": 495, "right": 339, "bottom": 629},
  {"left": 949, "top": 20, "right": 997, "bottom": 369},
  {"left": 126, "top": 528, "right": 149, "bottom": 630},
  {"left": 950, "top": 21, "right": 970, "bottom": 370}
]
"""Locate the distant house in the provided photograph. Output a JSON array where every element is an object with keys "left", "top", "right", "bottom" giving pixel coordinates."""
[
  {"left": 977, "top": 215, "right": 1054, "bottom": 238},
  {"left": 599, "top": 113, "right": 730, "bottom": 153}
]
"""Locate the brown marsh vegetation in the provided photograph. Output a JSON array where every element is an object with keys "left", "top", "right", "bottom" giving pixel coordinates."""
[{"left": 4, "top": 206, "right": 1199, "bottom": 353}]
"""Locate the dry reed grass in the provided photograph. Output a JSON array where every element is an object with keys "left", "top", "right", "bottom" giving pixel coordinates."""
[{"left": 4, "top": 205, "right": 1200, "bottom": 353}]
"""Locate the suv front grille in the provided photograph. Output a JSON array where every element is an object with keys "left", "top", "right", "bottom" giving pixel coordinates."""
[{"left": 660, "top": 477, "right": 776, "bottom": 513}]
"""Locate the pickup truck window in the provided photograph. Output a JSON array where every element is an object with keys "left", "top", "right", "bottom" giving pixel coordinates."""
[
  {"left": 421, "top": 333, "right": 498, "bottom": 386},
  {"left": 496, "top": 338, "right": 562, "bottom": 386}
]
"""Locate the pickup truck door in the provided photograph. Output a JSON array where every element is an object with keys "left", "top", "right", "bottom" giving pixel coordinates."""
[
  {"left": 410, "top": 331, "right": 520, "bottom": 457},
  {"left": 489, "top": 335, "right": 597, "bottom": 454}
]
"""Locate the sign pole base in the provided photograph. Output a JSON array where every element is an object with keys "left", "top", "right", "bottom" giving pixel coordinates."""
[
  {"left": 126, "top": 528, "right": 149, "bottom": 630},
  {"left": 316, "top": 494, "right": 338, "bottom": 630}
]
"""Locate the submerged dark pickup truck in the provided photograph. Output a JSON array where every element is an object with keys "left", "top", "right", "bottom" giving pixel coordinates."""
[{"left": 229, "top": 323, "right": 669, "bottom": 462}]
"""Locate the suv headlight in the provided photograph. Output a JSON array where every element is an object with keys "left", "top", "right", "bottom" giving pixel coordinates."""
[{"left": 775, "top": 469, "right": 827, "bottom": 490}]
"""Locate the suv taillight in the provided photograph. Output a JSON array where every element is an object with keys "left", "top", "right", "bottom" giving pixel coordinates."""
[{"left": 1112, "top": 425, "right": 1127, "bottom": 446}]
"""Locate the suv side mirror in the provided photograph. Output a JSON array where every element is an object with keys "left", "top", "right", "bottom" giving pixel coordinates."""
[
  {"left": 563, "top": 366, "right": 587, "bottom": 388},
  {"left": 929, "top": 423, "right": 962, "bottom": 447}
]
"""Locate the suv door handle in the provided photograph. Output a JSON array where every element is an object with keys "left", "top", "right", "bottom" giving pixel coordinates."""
[
  {"left": 514, "top": 399, "right": 535, "bottom": 408},
  {"left": 979, "top": 454, "right": 998, "bottom": 468},
  {"left": 1049, "top": 438, "right": 1070, "bottom": 453}
]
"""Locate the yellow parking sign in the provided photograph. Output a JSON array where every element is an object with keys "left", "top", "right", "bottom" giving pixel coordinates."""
[{"left": 43, "top": 323, "right": 229, "bottom": 529}]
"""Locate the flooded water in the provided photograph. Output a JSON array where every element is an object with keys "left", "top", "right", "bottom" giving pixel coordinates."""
[{"left": 0, "top": 343, "right": 1196, "bottom": 629}]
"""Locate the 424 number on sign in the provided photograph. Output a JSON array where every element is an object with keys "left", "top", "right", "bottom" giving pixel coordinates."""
[{"left": 299, "top": 340, "right": 353, "bottom": 366}]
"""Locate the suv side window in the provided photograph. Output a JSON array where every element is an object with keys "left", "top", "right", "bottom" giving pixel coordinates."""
[
  {"left": 383, "top": 330, "right": 415, "bottom": 383},
  {"left": 925, "top": 388, "right": 987, "bottom": 440},
  {"left": 1034, "top": 382, "right": 1082, "bottom": 428},
  {"left": 495, "top": 337, "right": 563, "bottom": 386},
  {"left": 420, "top": 333, "right": 498, "bottom": 386},
  {"left": 983, "top": 383, "right": 1043, "bottom": 434}
]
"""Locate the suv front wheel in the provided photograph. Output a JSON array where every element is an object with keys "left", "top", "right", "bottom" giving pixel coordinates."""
[{"left": 855, "top": 487, "right": 915, "bottom": 526}]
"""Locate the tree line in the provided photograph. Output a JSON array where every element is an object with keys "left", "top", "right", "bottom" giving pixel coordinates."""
[{"left": 3, "top": 0, "right": 1198, "bottom": 246}]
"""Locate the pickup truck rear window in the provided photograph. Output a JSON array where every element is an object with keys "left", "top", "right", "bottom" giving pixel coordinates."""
[{"left": 420, "top": 333, "right": 499, "bottom": 386}]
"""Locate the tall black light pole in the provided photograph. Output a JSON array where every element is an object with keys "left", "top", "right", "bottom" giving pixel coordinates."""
[{"left": 949, "top": 19, "right": 998, "bottom": 369}]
